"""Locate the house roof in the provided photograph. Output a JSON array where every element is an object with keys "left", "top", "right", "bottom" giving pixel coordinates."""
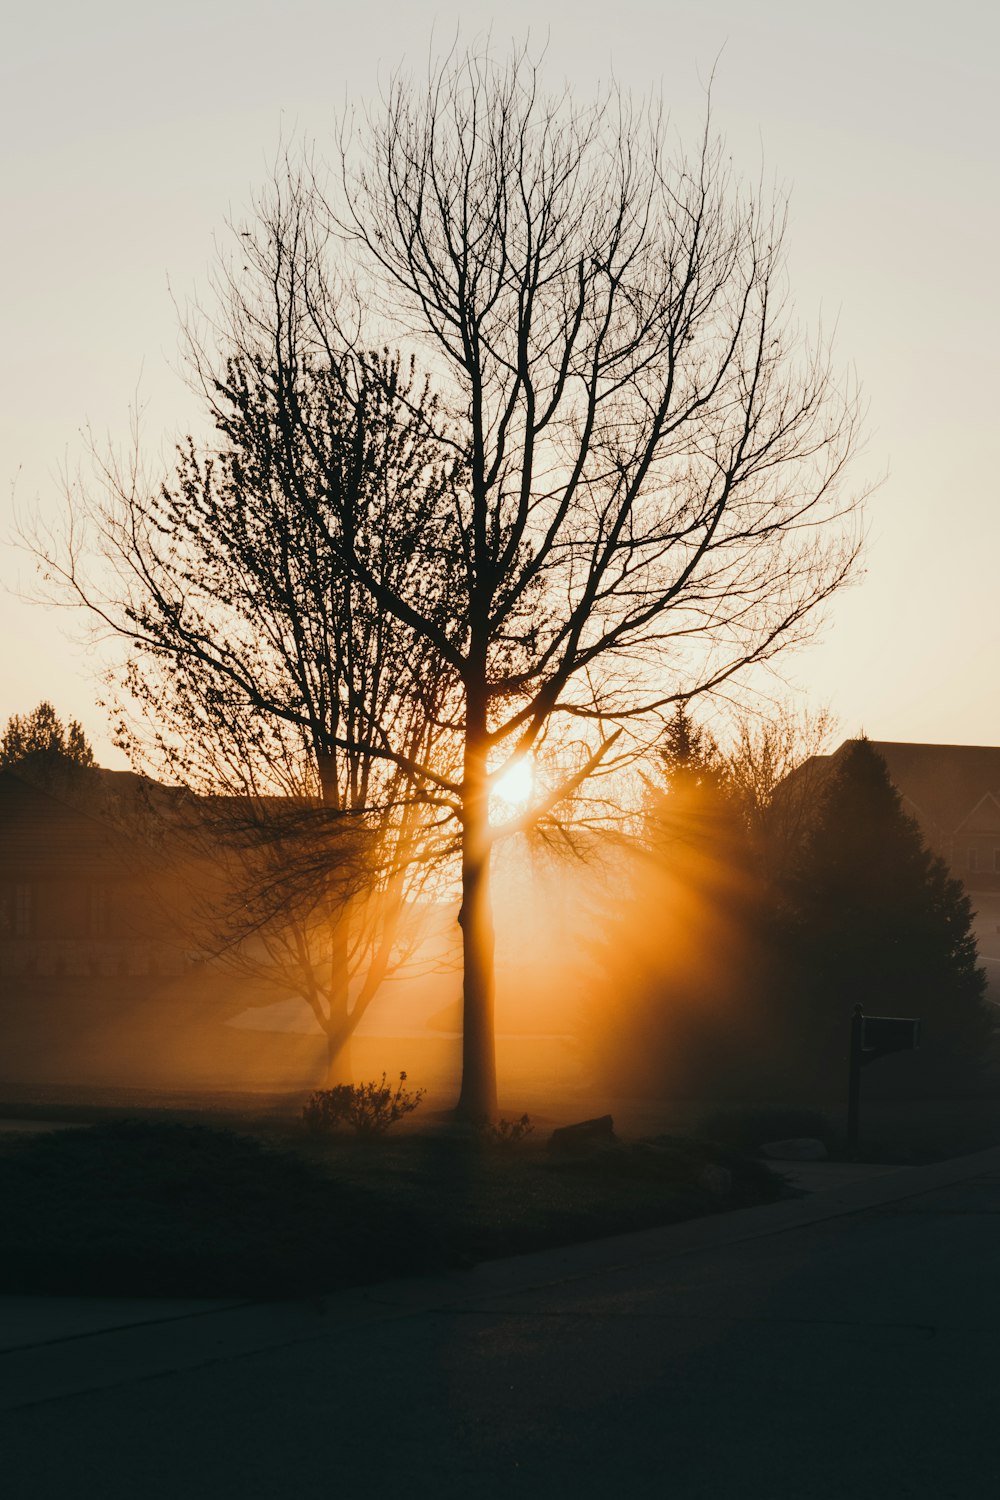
[
  {"left": 954, "top": 792, "right": 1000, "bottom": 838},
  {"left": 801, "top": 740, "right": 1000, "bottom": 846},
  {"left": 0, "top": 762, "right": 196, "bottom": 872}
]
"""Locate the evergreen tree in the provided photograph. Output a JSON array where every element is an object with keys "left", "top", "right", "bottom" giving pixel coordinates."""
[
  {"left": 656, "top": 705, "right": 722, "bottom": 790},
  {"left": 783, "top": 738, "right": 990, "bottom": 1078},
  {"left": 0, "top": 702, "right": 96, "bottom": 771},
  {"left": 588, "top": 728, "right": 992, "bottom": 1100},
  {"left": 649, "top": 706, "right": 737, "bottom": 859}
]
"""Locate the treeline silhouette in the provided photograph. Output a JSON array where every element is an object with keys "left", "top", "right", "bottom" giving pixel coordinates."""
[{"left": 586, "top": 718, "right": 991, "bottom": 1101}]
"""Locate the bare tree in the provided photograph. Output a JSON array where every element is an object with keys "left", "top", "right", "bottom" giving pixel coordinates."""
[
  {"left": 148, "top": 346, "right": 464, "bottom": 1082},
  {"left": 188, "top": 782, "right": 447, "bottom": 1082},
  {"left": 328, "top": 51, "right": 863, "bottom": 1117},
  {"left": 723, "top": 702, "right": 837, "bottom": 877},
  {"left": 36, "top": 45, "right": 866, "bottom": 1120},
  {"left": 35, "top": 337, "right": 464, "bottom": 1083}
]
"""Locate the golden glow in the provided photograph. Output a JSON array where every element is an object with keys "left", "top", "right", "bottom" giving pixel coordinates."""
[{"left": 492, "top": 756, "right": 534, "bottom": 811}]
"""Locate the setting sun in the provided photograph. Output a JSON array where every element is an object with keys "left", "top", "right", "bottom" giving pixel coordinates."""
[{"left": 492, "top": 756, "right": 534, "bottom": 811}]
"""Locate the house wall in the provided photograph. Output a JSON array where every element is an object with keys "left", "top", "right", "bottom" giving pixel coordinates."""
[{"left": 0, "top": 773, "right": 195, "bottom": 982}]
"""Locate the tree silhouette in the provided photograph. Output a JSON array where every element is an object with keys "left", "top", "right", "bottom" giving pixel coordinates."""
[
  {"left": 96, "top": 354, "right": 461, "bottom": 1083},
  {"left": 783, "top": 738, "right": 990, "bottom": 1078},
  {"left": 589, "top": 727, "right": 992, "bottom": 1100},
  {"left": 37, "top": 45, "right": 866, "bottom": 1119},
  {"left": 723, "top": 704, "right": 836, "bottom": 880},
  {"left": 0, "top": 702, "right": 95, "bottom": 771}
]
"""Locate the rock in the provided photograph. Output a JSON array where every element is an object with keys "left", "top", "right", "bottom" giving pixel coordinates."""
[
  {"left": 760, "top": 1137, "right": 828, "bottom": 1162},
  {"left": 698, "top": 1164, "right": 733, "bottom": 1197},
  {"left": 548, "top": 1115, "right": 618, "bottom": 1156}
]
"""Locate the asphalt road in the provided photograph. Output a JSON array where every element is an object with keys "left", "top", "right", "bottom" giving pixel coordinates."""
[{"left": 2, "top": 1153, "right": 999, "bottom": 1499}]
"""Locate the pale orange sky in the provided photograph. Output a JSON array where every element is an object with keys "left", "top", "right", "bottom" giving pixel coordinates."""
[{"left": 2, "top": 0, "right": 998, "bottom": 766}]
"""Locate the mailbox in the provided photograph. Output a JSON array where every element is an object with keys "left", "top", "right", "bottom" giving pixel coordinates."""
[
  {"left": 848, "top": 1006, "right": 922, "bottom": 1157},
  {"left": 861, "top": 1015, "right": 921, "bottom": 1056}
]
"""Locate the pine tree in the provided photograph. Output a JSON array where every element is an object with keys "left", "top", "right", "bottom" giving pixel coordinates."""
[
  {"left": 649, "top": 706, "right": 736, "bottom": 857},
  {"left": 784, "top": 738, "right": 990, "bottom": 1077}
]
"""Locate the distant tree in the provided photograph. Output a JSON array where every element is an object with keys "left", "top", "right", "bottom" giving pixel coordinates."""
[
  {"left": 586, "top": 706, "right": 767, "bottom": 1097},
  {"left": 781, "top": 738, "right": 991, "bottom": 1080},
  {"left": 651, "top": 701, "right": 838, "bottom": 871},
  {"left": 0, "top": 702, "right": 96, "bottom": 771},
  {"left": 647, "top": 704, "right": 742, "bottom": 872},
  {"left": 588, "top": 723, "right": 991, "bottom": 1101},
  {"left": 656, "top": 704, "right": 725, "bottom": 793},
  {"left": 723, "top": 703, "right": 836, "bottom": 878}
]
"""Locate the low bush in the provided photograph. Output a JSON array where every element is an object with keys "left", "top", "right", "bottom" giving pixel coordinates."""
[{"left": 302, "top": 1072, "right": 425, "bottom": 1139}]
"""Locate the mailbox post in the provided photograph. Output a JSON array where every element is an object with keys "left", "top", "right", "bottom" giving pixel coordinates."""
[
  {"left": 847, "top": 1005, "right": 864, "bottom": 1157},
  {"left": 847, "top": 1005, "right": 921, "bottom": 1159}
]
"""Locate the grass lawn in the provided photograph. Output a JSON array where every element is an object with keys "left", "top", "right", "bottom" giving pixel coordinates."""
[
  {"left": 0, "top": 1115, "right": 783, "bottom": 1300},
  {"left": 5, "top": 1077, "right": 999, "bottom": 1302}
]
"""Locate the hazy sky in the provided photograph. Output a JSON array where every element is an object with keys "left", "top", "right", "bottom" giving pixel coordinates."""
[{"left": 2, "top": 0, "right": 998, "bottom": 766}]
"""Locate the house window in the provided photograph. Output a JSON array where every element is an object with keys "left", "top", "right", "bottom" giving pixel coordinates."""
[
  {"left": 14, "top": 884, "right": 32, "bottom": 937},
  {"left": 968, "top": 848, "right": 979, "bottom": 873}
]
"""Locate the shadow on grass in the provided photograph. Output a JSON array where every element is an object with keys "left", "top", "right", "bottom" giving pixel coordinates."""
[
  {"left": 0, "top": 1120, "right": 448, "bottom": 1299},
  {"left": 0, "top": 1119, "right": 786, "bottom": 1299}
]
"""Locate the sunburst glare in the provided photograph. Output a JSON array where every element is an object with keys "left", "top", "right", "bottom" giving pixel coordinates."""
[{"left": 491, "top": 756, "right": 534, "bottom": 814}]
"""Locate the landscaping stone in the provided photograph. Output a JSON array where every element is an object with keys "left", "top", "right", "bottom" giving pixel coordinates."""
[{"left": 548, "top": 1115, "right": 618, "bottom": 1156}]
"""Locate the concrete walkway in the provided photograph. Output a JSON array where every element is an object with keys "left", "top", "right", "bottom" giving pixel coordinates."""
[{"left": 2, "top": 1148, "right": 999, "bottom": 1497}]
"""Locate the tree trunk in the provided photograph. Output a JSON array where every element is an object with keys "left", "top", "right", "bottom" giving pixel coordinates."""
[
  {"left": 455, "top": 706, "right": 498, "bottom": 1122},
  {"left": 323, "top": 911, "right": 353, "bottom": 1084},
  {"left": 324, "top": 1028, "right": 353, "bottom": 1087},
  {"left": 315, "top": 747, "right": 356, "bottom": 1087}
]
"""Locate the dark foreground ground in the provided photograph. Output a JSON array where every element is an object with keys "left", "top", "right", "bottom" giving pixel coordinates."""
[
  {"left": 0, "top": 1113, "right": 783, "bottom": 1298},
  {"left": 2, "top": 1147, "right": 1000, "bottom": 1498},
  {"left": 3, "top": 1079, "right": 1000, "bottom": 1297}
]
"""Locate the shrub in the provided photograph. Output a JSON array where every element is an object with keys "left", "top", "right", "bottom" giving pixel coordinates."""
[
  {"left": 478, "top": 1113, "right": 534, "bottom": 1148},
  {"left": 302, "top": 1072, "right": 425, "bottom": 1139}
]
